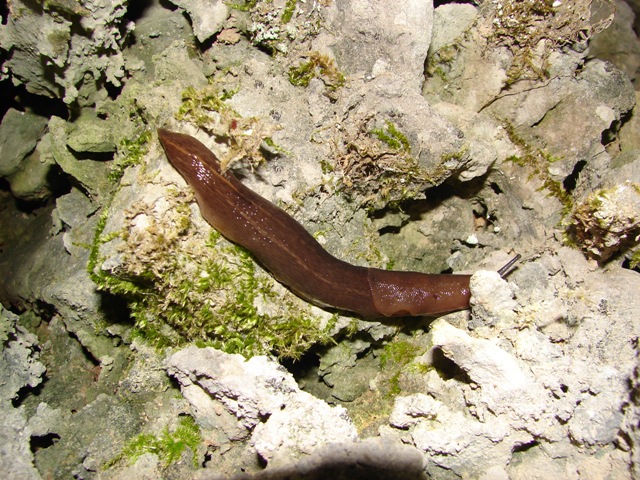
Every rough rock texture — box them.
[590,0,640,86]
[0,0,132,104]
[382,262,640,477]
[0,0,639,478]
[0,108,52,201]
[167,0,229,43]
[0,305,45,480]
[0,109,48,177]
[167,346,358,468]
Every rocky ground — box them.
[1,0,639,478]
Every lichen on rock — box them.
[567,181,640,262]
[1,0,133,105]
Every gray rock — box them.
[0,406,43,480]
[55,187,98,230]
[469,270,518,327]
[2,0,640,477]
[0,305,46,404]
[0,305,45,480]
[217,437,427,480]
[166,346,358,466]
[429,3,478,54]
[0,197,114,364]
[121,0,194,83]
[589,0,640,85]
[0,109,48,177]
[315,0,432,92]
[619,92,640,151]
[167,0,229,43]
[7,145,55,202]
[1,0,132,104]
[389,393,440,430]
[317,339,377,403]
[48,117,112,197]
[66,116,117,154]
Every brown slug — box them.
[157,129,519,318]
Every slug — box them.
[157,129,519,318]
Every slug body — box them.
[158,129,471,317]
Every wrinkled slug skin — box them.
[157,129,472,317]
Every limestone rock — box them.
[1,0,133,104]
[167,0,229,43]
[0,109,48,177]
[166,346,358,466]
[0,306,46,480]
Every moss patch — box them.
[109,130,152,183]
[176,82,278,171]
[329,117,460,211]
[504,123,572,214]
[90,188,336,360]
[489,0,614,83]
[288,51,345,91]
[347,337,425,434]
[107,415,202,469]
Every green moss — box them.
[288,60,315,88]
[387,371,402,396]
[281,0,297,23]
[504,124,572,214]
[109,130,152,183]
[263,137,291,156]
[379,340,422,369]
[107,415,202,470]
[289,52,345,90]
[224,0,258,12]
[370,121,411,153]
[426,44,461,82]
[176,83,239,127]
[91,194,334,360]
[319,159,334,174]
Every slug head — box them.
[158,129,222,188]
